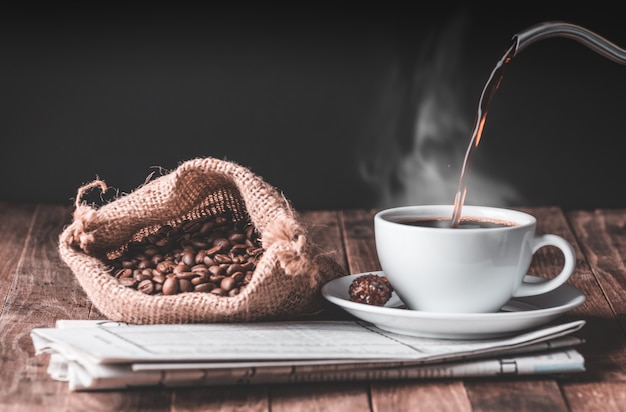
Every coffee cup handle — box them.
[513,234,576,297]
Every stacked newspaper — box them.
[30,319,586,391]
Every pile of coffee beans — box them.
[109,212,264,297]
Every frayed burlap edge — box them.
[58,157,346,324]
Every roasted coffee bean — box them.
[156,261,176,274]
[162,276,180,295]
[230,244,248,255]
[119,277,138,287]
[241,261,255,272]
[121,260,135,269]
[194,282,215,293]
[182,251,195,267]
[213,254,232,264]
[115,268,133,279]
[190,240,209,249]
[230,255,241,264]
[108,213,263,296]
[150,254,164,266]
[209,274,225,284]
[228,232,246,244]
[134,272,152,282]
[213,238,230,250]
[137,279,155,294]
[195,250,207,265]
[220,276,236,291]
[173,263,191,275]
[152,273,166,284]
[191,272,209,285]
[205,245,223,255]
[175,271,197,281]
[210,287,227,296]
[226,263,244,276]
[179,278,194,293]
[231,272,245,283]
[207,265,224,277]
[203,254,215,266]
[245,249,261,259]
[191,264,208,273]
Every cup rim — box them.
[374,204,535,230]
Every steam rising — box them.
[358,13,522,208]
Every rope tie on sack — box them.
[263,219,318,284]
[66,180,108,254]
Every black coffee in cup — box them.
[375,205,575,312]
[398,217,518,229]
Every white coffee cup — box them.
[374,205,576,313]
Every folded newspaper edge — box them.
[31,319,586,391]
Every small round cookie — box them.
[348,274,393,306]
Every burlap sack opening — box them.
[58,157,346,324]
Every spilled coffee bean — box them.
[109,212,263,296]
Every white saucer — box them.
[321,272,585,339]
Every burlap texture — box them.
[58,157,346,324]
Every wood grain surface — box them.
[1,204,624,411]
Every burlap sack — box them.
[58,157,346,324]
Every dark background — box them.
[2,4,625,211]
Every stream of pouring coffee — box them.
[450,22,626,227]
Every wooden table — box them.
[1,203,625,411]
